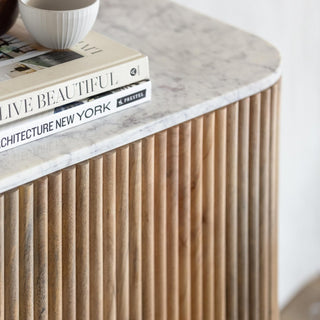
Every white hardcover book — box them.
[0,20,149,125]
[0,80,151,153]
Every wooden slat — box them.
[214,108,227,320]
[203,113,215,320]
[191,117,203,320]
[34,178,48,320]
[260,90,271,320]
[178,121,191,320]
[62,167,76,320]
[4,189,19,320]
[90,157,104,320]
[270,83,280,320]
[116,146,130,320]
[249,94,261,320]
[154,131,167,320]
[0,195,3,320]
[76,162,90,320]
[142,136,155,320]
[19,184,34,320]
[238,98,250,320]
[226,103,239,320]
[167,126,179,320]
[48,173,62,320]
[103,152,117,320]
[129,141,142,320]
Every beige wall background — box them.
[173,0,320,307]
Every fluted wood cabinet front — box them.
[0,82,280,320]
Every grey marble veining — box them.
[0,0,281,193]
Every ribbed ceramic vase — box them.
[19,0,100,49]
[0,0,19,35]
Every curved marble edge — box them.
[0,0,281,193]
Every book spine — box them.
[0,81,151,153]
[0,56,149,125]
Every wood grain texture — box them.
[116,147,130,320]
[238,98,250,320]
[167,126,180,320]
[4,189,19,320]
[142,136,155,320]
[260,90,271,320]
[19,184,34,320]
[48,173,62,320]
[62,167,76,320]
[178,122,191,320]
[129,142,142,320]
[226,103,239,320]
[0,83,280,320]
[214,108,227,320]
[249,94,261,320]
[76,162,90,320]
[191,117,203,320]
[90,157,104,320]
[154,131,167,320]
[103,152,117,320]
[202,113,215,320]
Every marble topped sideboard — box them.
[0,0,281,319]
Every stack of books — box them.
[0,20,151,153]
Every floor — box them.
[281,276,320,320]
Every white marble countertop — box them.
[0,0,281,193]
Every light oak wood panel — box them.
[202,112,215,320]
[76,162,90,320]
[4,189,19,320]
[89,157,104,320]
[154,131,167,320]
[249,93,261,320]
[178,121,191,320]
[0,82,280,320]
[214,107,227,320]
[167,126,180,320]
[129,141,142,320]
[191,117,204,320]
[226,103,239,320]
[238,98,250,320]
[103,152,117,320]
[19,184,34,320]
[62,167,76,320]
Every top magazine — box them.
[0,20,149,125]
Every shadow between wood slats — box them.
[142,136,155,320]
[238,98,250,320]
[191,117,204,320]
[214,108,227,320]
[48,173,62,320]
[178,121,191,320]
[260,90,271,320]
[270,83,280,320]
[103,152,117,320]
[129,141,142,320]
[19,184,34,320]
[154,131,167,320]
[203,112,215,320]
[76,162,90,320]
[116,146,130,319]
[90,157,104,320]
[249,94,261,320]
[167,126,179,320]
[4,189,19,320]
[34,178,48,320]
[0,195,3,320]
[226,103,239,320]
[62,167,76,320]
